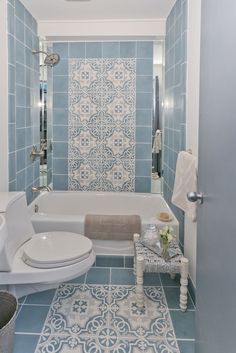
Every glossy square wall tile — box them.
[136,58,153,76]
[15,17,24,43]
[7,3,15,35]
[9,152,16,182]
[15,0,25,21]
[86,42,102,58]
[137,41,153,58]
[53,108,68,125]
[120,41,136,57]
[8,65,15,94]
[16,168,25,190]
[8,34,15,64]
[53,142,68,158]
[136,126,152,143]
[9,94,16,123]
[136,92,153,109]
[136,143,152,160]
[53,174,68,190]
[135,159,152,177]
[69,42,85,58]
[102,41,120,58]
[25,8,33,29]
[136,75,153,92]
[53,58,68,75]
[53,75,68,93]
[53,158,68,174]
[53,93,68,109]
[53,42,68,59]
[135,176,151,193]
[136,109,152,126]
[16,62,25,85]
[53,125,68,141]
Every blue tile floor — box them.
[14,264,195,353]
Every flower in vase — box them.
[159,226,173,244]
[159,226,174,261]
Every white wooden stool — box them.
[133,233,189,312]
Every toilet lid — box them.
[22,232,93,269]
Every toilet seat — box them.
[22,232,92,269]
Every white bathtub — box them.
[30,191,179,255]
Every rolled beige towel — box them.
[84,214,141,241]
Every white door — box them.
[196,1,236,352]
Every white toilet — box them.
[0,192,95,297]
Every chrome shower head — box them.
[44,52,60,67]
[32,49,60,67]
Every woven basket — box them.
[0,291,18,353]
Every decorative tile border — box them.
[68,58,136,192]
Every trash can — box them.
[0,291,18,353]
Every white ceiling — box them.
[20,0,175,21]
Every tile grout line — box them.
[169,308,195,312]
[16,294,27,319]
[32,284,59,353]
[159,274,180,351]
[84,271,88,285]
[15,332,41,335]
[187,288,196,309]
[19,303,53,307]
[93,266,133,270]
[176,338,195,341]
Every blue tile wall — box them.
[46,43,53,186]
[7,0,40,204]
[163,0,188,245]
[52,41,153,193]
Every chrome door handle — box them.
[187,192,204,204]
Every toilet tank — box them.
[0,192,35,271]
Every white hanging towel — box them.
[152,129,162,153]
[171,151,198,222]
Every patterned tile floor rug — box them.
[36,284,179,353]
[14,265,195,353]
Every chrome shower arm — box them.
[32,49,48,56]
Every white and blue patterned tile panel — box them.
[68,58,136,192]
[35,284,180,353]
[52,41,153,193]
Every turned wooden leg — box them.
[136,255,144,309]
[133,233,140,275]
[170,273,176,280]
[179,257,189,312]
